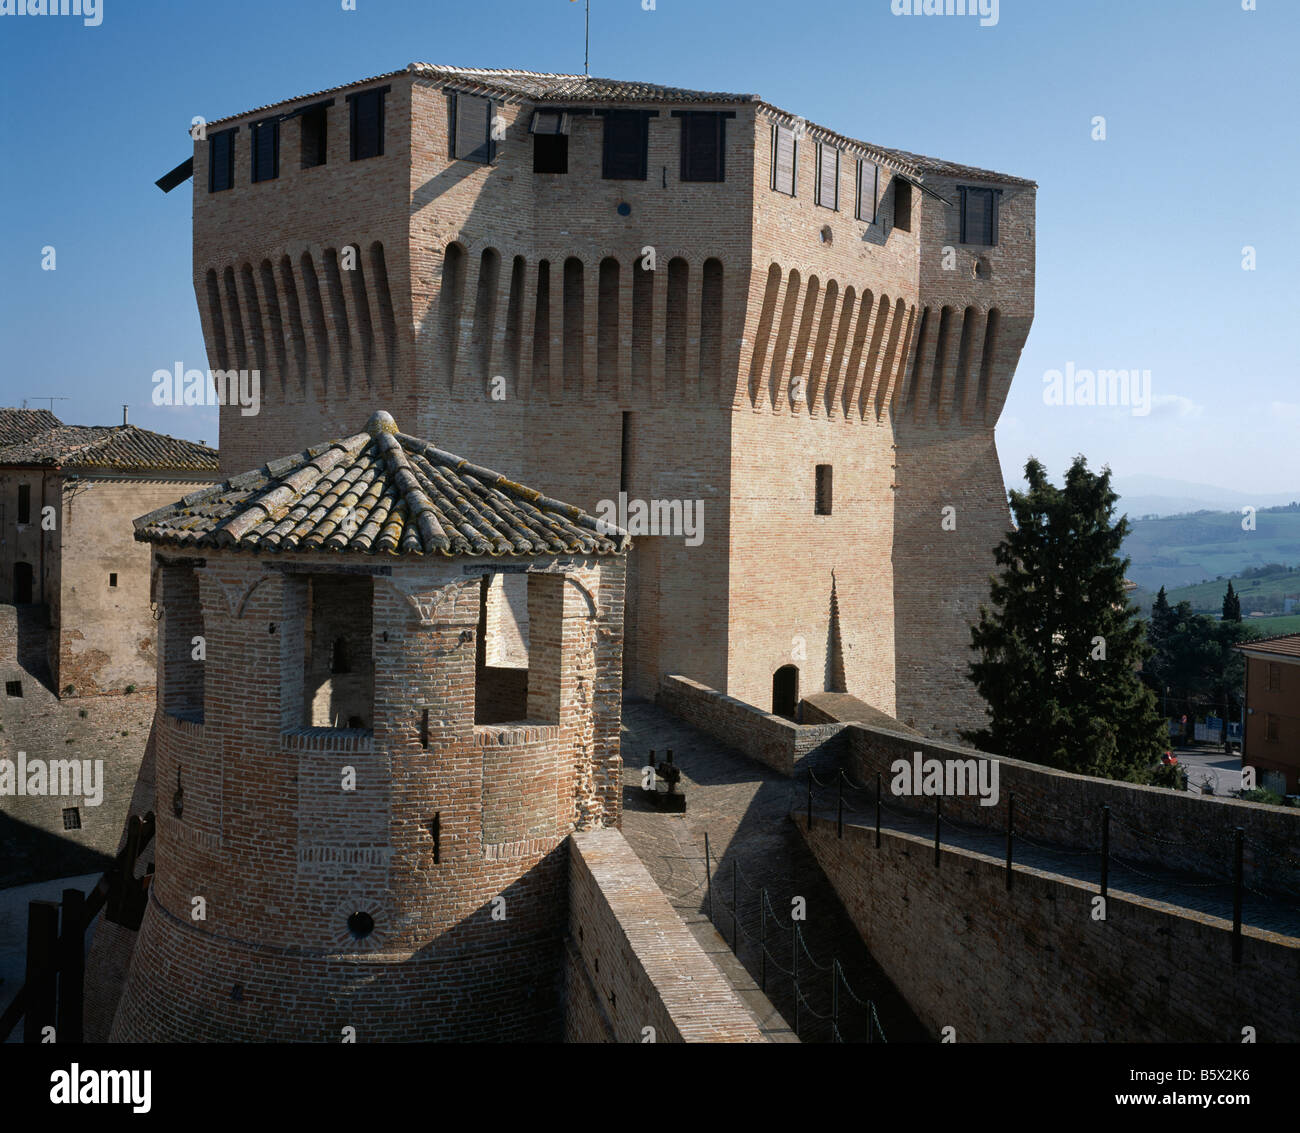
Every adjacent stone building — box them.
[179,64,1035,739]
[109,410,633,1041]
[0,410,218,695]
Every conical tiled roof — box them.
[134,411,629,557]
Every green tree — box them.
[1222,580,1242,622]
[964,456,1168,782]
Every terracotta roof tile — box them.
[1235,633,1300,660]
[0,409,62,447]
[0,422,218,472]
[134,411,629,559]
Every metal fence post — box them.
[704,833,713,924]
[1005,792,1015,891]
[760,889,767,991]
[1100,804,1110,906]
[731,859,738,954]
[875,771,881,848]
[806,772,813,831]
[1232,827,1244,964]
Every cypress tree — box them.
[963,456,1168,781]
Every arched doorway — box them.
[13,562,33,604]
[772,664,799,720]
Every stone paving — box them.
[619,700,929,1044]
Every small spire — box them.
[366,410,398,437]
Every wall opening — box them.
[13,561,33,604]
[773,665,800,720]
[815,465,833,515]
[162,564,204,723]
[302,575,373,730]
[475,572,531,725]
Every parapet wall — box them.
[656,674,847,775]
[564,827,765,1043]
[800,815,1300,1042]
[846,724,1300,901]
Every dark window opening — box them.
[475,572,532,724]
[452,92,495,164]
[16,483,31,525]
[208,128,236,192]
[431,813,441,863]
[771,124,797,196]
[602,111,651,180]
[856,159,878,223]
[301,104,327,168]
[347,911,375,940]
[816,142,839,210]
[62,807,81,831]
[5,680,22,697]
[773,665,799,720]
[349,87,386,161]
[620,411,631,495]
[960,185,1001,246]
[109,573,118,588]
[894,178,913,232]
[251,118,279,182]
[12,562,33,605]
[330,636,350,674]
[534,134,568,174]
[815,465,833,515]
[677,111,726,182]
[1266,714,1280,742]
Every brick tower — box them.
[181,64,1035,739]
[109,410,627,1041]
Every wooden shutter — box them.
[772,125,796,196]
[681,113,724,182]
[962,187,998,244]
[209,130,234,192]
[530,110,570,136]
[351,89,384,161]
[818,143,839,209]
[454,93,493,163]
[857,159,877,222]
[603,111,648,180]
[252,120,278,182]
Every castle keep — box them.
[189,63,1033,741]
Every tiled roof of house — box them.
[202,64,1035,187]
[0,409,63,447]
[1235,633,1300,660]
[134,411,630,558]
[0,422,219,472]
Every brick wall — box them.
[656,674,848,775]
[846,722,1300,901]
[801,815,1300,1042]
[564,827,765,1043]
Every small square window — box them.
[62,807,81,831]
[815,465,833,516]
[109,573,118,588]
[534,134,568,174]
[5,680,22,697]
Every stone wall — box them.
[564,827,765,1043]
[846,723,1300,901]
[657,674,847,775]
[801,815,1300,1042]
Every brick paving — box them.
[619,700,929,1044]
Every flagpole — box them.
[585,0,590,76]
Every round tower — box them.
[110,411,627,1041]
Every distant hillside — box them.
[1135,565,1300,615]
[1111,474,1300,520]
[1119,505,1300,594]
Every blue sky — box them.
[1,0,1296,497]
